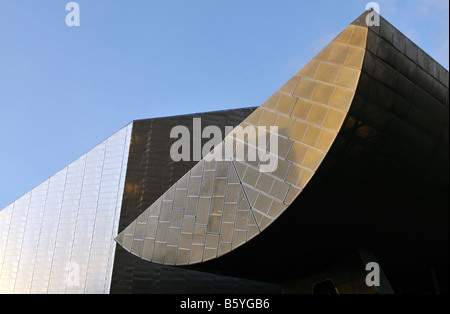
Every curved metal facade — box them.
[113,11,448,292]
[115,22,369,266]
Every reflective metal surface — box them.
[0,124,132,293]
[115,23,368,266]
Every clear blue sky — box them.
[0,0,448,209]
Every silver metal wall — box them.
[0,123,132,294]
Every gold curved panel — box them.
[115,24,368,265]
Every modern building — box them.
[1,11,448,294]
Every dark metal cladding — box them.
[110,108,282,293]
[191,15,449,293]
